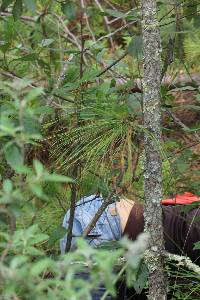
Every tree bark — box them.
[65,182,77,252]
[141,1,167,299]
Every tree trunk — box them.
[141,1,167,299]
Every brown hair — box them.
[123,203,144,240]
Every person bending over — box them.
[60,192,200,264]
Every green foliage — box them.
[184,33,200,66]
[0,80,148,299]
[61,0,76,21]
[48,225,66,247]
[0,234,124,299]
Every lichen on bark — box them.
[141,0,167,299]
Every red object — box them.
[161,192,200,205]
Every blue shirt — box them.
[60,195,121,254]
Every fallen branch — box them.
[164,251,200,275]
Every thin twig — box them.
[82,192,117,238]
[94,0,114,49]
[160,9,200,27]
[84,20,137,52]
[0,11,35,22]
[51,13,81,50]
[103,0,116,10]
[97,51,128,77]
[80,0,96,41]
[107,7,138,25]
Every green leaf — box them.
[26,246,44,256]
[61,1,76,21]
[39,39,54,47]
[48,226,66,247]
[30,258,52,276]
[12,0,23,21]
[98,240,121,250]
[33,160,43,176]
[24,87,43,102]
[128,35,143,58]
[105,9,125,18]
[1,0,14,11]
[24,0,35,13]
[29,183,48,200]
[31,106,53,114]
[132,262,148,294]
[3,179,13,193]
[193,241,200,250]
[42,173,74,183]
[32,233,49,244]
[126,10,140,22]
[4,144,23,170]
[10,255,29,268]
[14,164,32,174]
